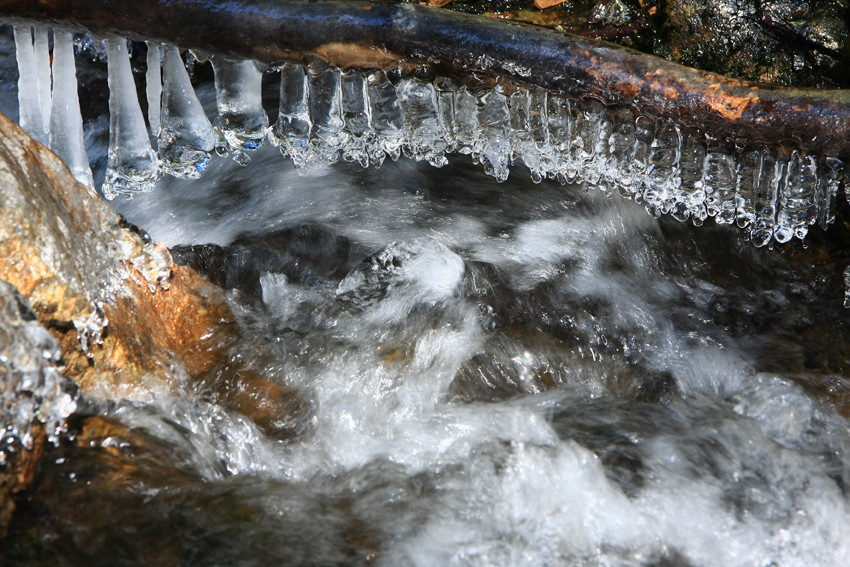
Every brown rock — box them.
[0,110,306,528]
[0,110,236,395]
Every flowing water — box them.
[3,26,850,567]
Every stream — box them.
[2,26,850,567]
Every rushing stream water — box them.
[3,26,850,566]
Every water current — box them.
[2,27,850,567]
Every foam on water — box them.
[2,24,850,566]
[98,151,850,565]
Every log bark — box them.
[1,0,849,158]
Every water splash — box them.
[0,281,78,465]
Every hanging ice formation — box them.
[6,26,847,250]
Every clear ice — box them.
[49,30,93,188]
[211,56,267,164]
[158,45,214,178]
[103,37,159,199]
[3,30,848,249]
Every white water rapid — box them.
[1,24,850,567]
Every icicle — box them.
[678,131,707,225]
[750,150,779,247]
[509,89,536,181]
[145,42,162,137]
[34,26,52,138]
[608,107,637,197]
[844,265,850,308]
[365,69,404,165]
[571,100,603,185]
[644,122,680,216]
[103,37,159,199]
[13,25,48,145]
[775,151,818,241]
[434,77,458,153]
[307,60,346,166]
[397,78,448,167]
[547,95,574,183]
[476,88,511,182]
[270,62,313,167]
[817,157,843,229]
[703,145,738,224]
[159,45,214,179]
[736,150,760,230]
[341,68,372,167]
[454,87,480,157]
[49,30,93,188]
[211,56,267,165]
[631,115,654,200]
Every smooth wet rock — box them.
[0,110,307,526]
[0,110,234,395]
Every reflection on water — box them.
[4,146,850,566]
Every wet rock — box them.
[0,110,306,524]
[0,282,73,536]
[661,0,848,87]
[0,110,234,396]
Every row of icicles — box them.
[10,24,846,249]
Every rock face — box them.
[0,110,283,531]
[658,0,847,87]
[0,110,235,396]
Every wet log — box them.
[1,0,848,159]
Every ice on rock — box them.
[211,56,267,164]
[397,77,448,167]
[13,25,49,145]
[4,33,847,248]
[49,30,93,189]
[158,45,215,178]
[145,42,162,137]
[365,69,404,165]
[270,62,313,168]
[103,37,159,199]
[0,281,78,465]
